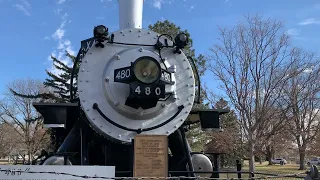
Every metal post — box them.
[251,172,255,180]
[130,139,134,177]
[211,154,220,178]
[236,160,242,180]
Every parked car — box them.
[271,158,287,165]
[307,157,320,166]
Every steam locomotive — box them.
[32,0,229,178]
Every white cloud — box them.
[153,0,163,9]
[188,5,194,12]
[298,18,320,25]
[57,0,66,4]
[13,0,31,16]
[21,0,31,8]
[47,10,75,76]
[286,28,300,36]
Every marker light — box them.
[93,25,108,38]
[175,32,189,49]
[133,56,161,84]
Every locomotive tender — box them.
[33,0,228,178]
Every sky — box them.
[1,0,320,98]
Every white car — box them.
[272,158,287,165]
[307,157,320,166]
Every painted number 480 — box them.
[116,69,130,79]
[135,86,162,96]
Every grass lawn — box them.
[218,161,308,179]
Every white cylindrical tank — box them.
[117,0,144,29]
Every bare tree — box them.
[278,48,320,170]
[0,78,51,164]
[207,14,297,173]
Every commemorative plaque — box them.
[133,135,168,179]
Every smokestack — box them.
[117,0,144,30]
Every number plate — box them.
[130,83,165,98]
[160,70,171,84]
[114,66,132,83]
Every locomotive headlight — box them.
[133,56,161,84]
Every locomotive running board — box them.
[33,102,79,129]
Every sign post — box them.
[133,135,168,179]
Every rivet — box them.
[114,101,119,106]
[154,37,157,39]
[80,90,83,92]
[108,131,111,134]
[185,111,188,114]
[116,54,120,60]
[87,70,89,72]
[118,135,121,138]
[186,84,189,87]
[189,76,192,78]
[174,125,178,128]
[148,31,151,34]
[138,35,141,37]
[191,94,194,96]
[161,103,166,108]
[105,77,109,82]
[189,102,192,105]
[139,47,143,52]
[129,29,132,32]
[190,85,194,87]
[81,69,84,72]
[92,118,95,120]
[80,80,82,82]
[139,29,142,32]
[100,125,103,128]
[183,59,187,61]
[166,131,170,134]
[187,67,190,70]
[86,80,89,82]
[120,31,123,34]
[82,100,85,102]
[177,97,180,100]
[123,34,125,36]
[89,52,92,54]
[86,109,90,111]
[180,119,183,121]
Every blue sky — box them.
[1,0,320,98]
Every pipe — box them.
[117,0,144,29]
